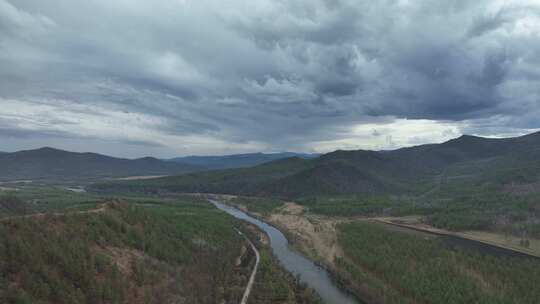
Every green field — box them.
[0,184,102,216]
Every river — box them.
[210,199,359,304]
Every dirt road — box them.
[236,229,260,304]
[375,217,540,259]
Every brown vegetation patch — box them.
[94,246,146,275]
[503,182,540,195]
[267,202,345,267]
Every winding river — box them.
[210,199,359,304]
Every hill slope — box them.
[92,132,540,198]
[0,147,201,182]
[94,157,313,195]
[168,152,319,170]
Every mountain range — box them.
[92,131,540,198]
[0,148,319,183]
[168,152,319,170]
[0,147,200,182]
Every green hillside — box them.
[0,147,201,182]
[168,152,319,170]
[0,196,320,304]
[92,132,540,199]
[92,157,313,195]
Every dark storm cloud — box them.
[0,0,539,157]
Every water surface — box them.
[210,199,359,304]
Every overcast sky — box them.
[1,0,539,158]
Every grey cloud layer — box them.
[0,0,539,156]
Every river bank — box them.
[209,194,540,304]
[210,199,360,304]
[207,196,373,303]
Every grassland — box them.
[0,184,102,216]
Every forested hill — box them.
[92,131,540,198]
[168,152,319,170]
[92,157,313,196]
[0,147,201,182]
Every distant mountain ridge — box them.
[168,152,320,170]
[93,131,540,198]
[0,147,201,182]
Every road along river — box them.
[210,199,359,304]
